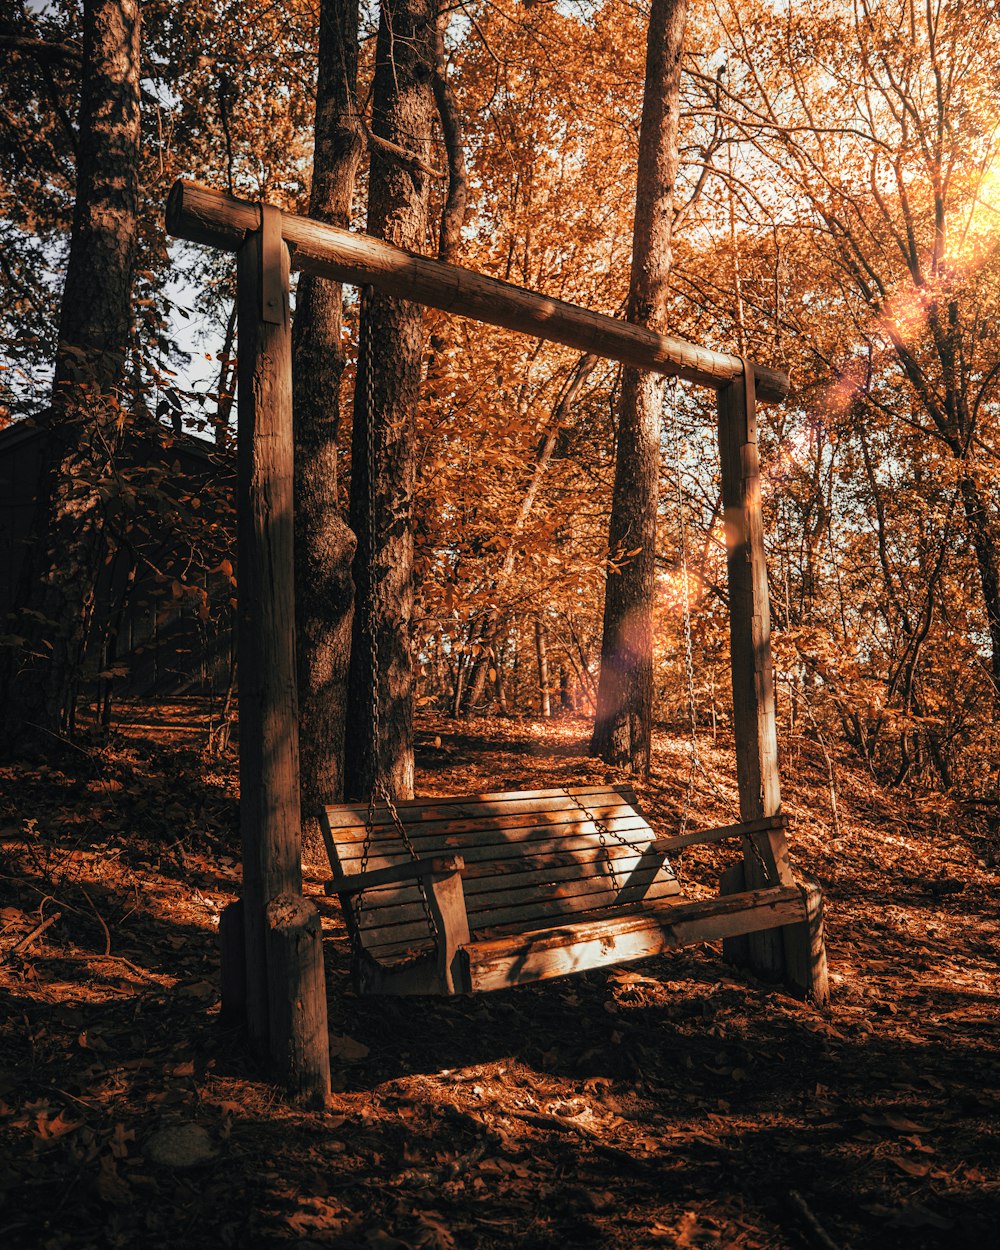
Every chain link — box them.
[566,790,643,900]
[744,829,775,885]
[363,286,381,816]
[666,375,701,838]
[355,286,380,940]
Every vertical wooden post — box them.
[265,893,332,1105]
[234,207,334,1088]
[219,899,246,1025]
[717,363,828,1001]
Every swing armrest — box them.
[648,815,787,857]
[325,855,466,896]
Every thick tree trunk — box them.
[959,471,1000,695]
[292,0,364,820]
[344,0,436,801]
[590,0,687,773]
[0,0,141,752]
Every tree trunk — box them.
[959,470,1000,696]
[292,0,364,821]
[590,0,687,773]
[344,0,436,801]
[0,0,141,752]
[431,1,468,262]
[559,666,574,712]
[535,617,551,718]
[214,300,237,445]
[496,641,509,714]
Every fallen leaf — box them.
[110,1123,136,1159]
[365,1231,413,1249]
[863,1111,929,1134]
[96,1155,132,1205]
[78,1030,109,1052]
[866,1201,953,1230]
[415,1212,456,1249]
[178,980,216,1000]
[35,1110,83,1142]
[883,1111,929,1134]
[889,1156,930,1178]
[330,1034,370,1061]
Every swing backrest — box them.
[320,784,680,965]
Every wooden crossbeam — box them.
[166,180,789,404]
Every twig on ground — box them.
[0,875,91,923]
[51,1086,101,1112]
[53,952,167,983]
[1,911,61,963]
[504,1108,657,1174]
[80,887,111,956]
[788,1189,842,1250]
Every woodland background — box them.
[1,3,999,1248]
[4,0,1000,805]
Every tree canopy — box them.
[2,0,999,798]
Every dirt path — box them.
[1,710,997,1248]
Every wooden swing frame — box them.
[166,181,829,1101]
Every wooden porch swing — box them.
[166,181,828,1099]
[319,787,812,997]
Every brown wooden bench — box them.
[320,785,805,996]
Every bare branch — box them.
[0,33,82,64]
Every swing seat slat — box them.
[461,884,805,992]
[320,785,807,996]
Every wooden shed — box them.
[0,420,236,699]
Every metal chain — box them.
[566,790,642,900]
[354,287,380,939]
[363,285,381,839]
[745,831,774,885]
[666,375,701,837]
[354,287,437,943]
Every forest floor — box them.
[0,702,998,1250]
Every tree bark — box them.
[235,223,302,1050]
[344,0,436,801]
[292,0,364,821]
[959,470,1000,695]
[590,0,687,773]
[431,1,468,262]
[264,893,332,1106]
[535,617,551,718]
[166,180,789,403]
[0,0,141,752]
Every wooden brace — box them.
[325,854,466,896]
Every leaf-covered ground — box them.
[1,703,997,1249]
